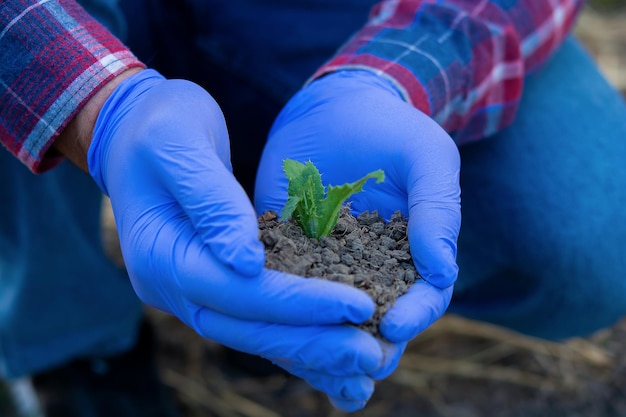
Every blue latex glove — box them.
[255,70,461,379]
[87,69,394,407]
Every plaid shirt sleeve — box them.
[310,0,586,144]
[0,0,145,173]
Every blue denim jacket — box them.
[83,0,375,102]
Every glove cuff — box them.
[307,70,405,102]
[88,69,166,195]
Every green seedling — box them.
[280,159,384,239]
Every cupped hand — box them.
[255,70,461,376]
[87,69,391,408]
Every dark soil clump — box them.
[259,206,419,338]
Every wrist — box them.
[52,68,143,172]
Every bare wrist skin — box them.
[52,68,143,172]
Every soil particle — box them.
[259,206,420,338]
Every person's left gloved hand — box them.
[255,70,461,384]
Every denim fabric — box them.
[0,158,143,378]
[450,37,626,340]
[1,0,625,378]
[80,0,127,41]
[119,0,378,193]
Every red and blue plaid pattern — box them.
[0,0,143,172]
[1,1,584,172]
[311,0,585,144]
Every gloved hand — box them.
[87,69,394,409]
[255,70,461,377]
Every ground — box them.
[151,310,626,417]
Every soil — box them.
[258,206,418,337]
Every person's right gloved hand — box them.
[87,69,392,409]
[255,70,461,409]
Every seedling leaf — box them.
[318,170,384,237]
[280,159,384,238]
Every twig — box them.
[162,368,283,417]
[162,368,239,417]
[426,315,613,367]
[396,353,578,391]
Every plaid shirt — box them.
[312,0,585,144]
[1,1,584,172]
[0,0,144,172]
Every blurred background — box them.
[2,1,625,416]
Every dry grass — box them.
[575,6,626,94]
[145,307,624,417]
